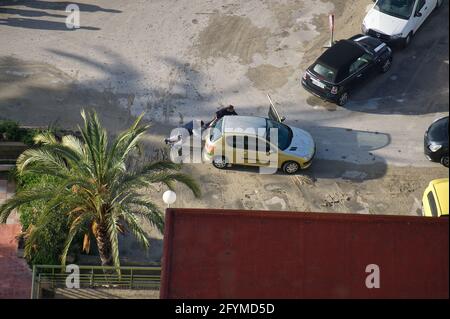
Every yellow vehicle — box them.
[422,178,449,217]
[203,113,316,174]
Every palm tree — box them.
[0,110,201,268]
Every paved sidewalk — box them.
[0,179,19,224]
[0,178,31,299]
[0,224,32,299]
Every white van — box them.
[362,0,443,47]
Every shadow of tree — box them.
[0,17,100,30]
[0,0,122,31]
[0,6,65,18]
[0,0,122,13]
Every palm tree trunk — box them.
[95,223,113,266]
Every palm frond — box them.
[0,189,56,223]
[61,213,92,266]
[61,135,85,159]
[33,131,57,145]
[16,148,69,176]
[106,211,121,271]
[121,198,165,233]
[120,213,150,249]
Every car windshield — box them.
[266,119,292,151]
[312,63,336,82]
[210,118,223,142]
[374,0,415,20]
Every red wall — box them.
[160,209,449,299]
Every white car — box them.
[362,0,443,47]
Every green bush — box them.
[17,173,72,265]
[0,120,20,141]
[20,128,41,146]
[0,120,43,145]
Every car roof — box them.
[431,178,449,216]
[316,40,365,71]
[223,116,267,137]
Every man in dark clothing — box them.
[205,105,238,128]
[216,105,238,119]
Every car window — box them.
[226,135,261,151]
[349,54,372,74]
[210,118,223,142]
[266,120,292,151]
[416,0,426,13]
[312,63,335,82]
[427,191,438,217]
[226,135,246,149]
[374,0,416,20]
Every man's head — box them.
[227,105,235,111]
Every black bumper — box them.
[301,79,339,103]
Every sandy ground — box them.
[0,0,448,265]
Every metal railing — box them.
[31,265,161,299]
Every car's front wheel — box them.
[282,161,300,174]
[337,92,349,106]
[381,57,392,73]
[403,32,413,48]
[441,154,449,167]
[212,156,228,169]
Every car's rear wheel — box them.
[212,156,228,169]
[337,92,349,106]
[441,154,449,167]
[403,32,413,48]
[381,57,392,73]
[282,161,300,174]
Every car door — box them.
[227,135,261,167]
[413,0,429,32]
[347,53,374,89]
[267,94,285,123]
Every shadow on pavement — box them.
[0,0,122,31]
[0,0,122,13]
[204,126,390,181]
[0,17,100,30]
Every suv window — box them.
[349,54,372,74]
[416,0,426,14]
[374,0,415,20]
[427,191,438,217]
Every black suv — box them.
[424,116,449,167]
[301,35,393,106]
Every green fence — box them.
[31,265,161,299]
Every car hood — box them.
[284,127,315,159]
[364,8,408,36]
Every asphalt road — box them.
[0,0,448,170]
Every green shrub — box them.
[20,128,41,146]
[0,120,20,141]
[17,173,71,265]
[0,120,43,145]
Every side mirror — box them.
[415,11,422,17]
[280,117,286,122]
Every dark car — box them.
[424,116,449,167]
[301,35,393,106]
